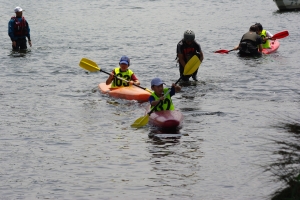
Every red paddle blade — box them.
[271,30,289,40]
[214,49,229,54]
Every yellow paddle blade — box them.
[184,55,201,75]
[131,115,149,128]
[79,58,100,72]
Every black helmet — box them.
[184,30,195,42]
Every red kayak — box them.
[148,109,183,129]
[262,40,280,54]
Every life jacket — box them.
[111,68,134,88]
[150,88,175,111]
[11,16,28,36]
[239,31,258,54]
[260,30,271,49]
[177,40,200,63]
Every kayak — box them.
[148,109,183,129]
[98,83,151,102]
[262,40,280,54]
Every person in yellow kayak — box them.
[149,78,181,111]
[255,23,274,49]
[106,55,140,87]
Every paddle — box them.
[131,55,201,128]
[79,58,152,93]
[214,49,236,54]
[270,30,289,40]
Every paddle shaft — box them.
[100,69,151,92]
[215,48,236,54]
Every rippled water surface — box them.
[0,0,299,199]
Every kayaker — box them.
[106,55,140,87]
[233,25,263,57]
[149,78,181,111]
[8,6,32,51]
[255,23,274,49]
[176,30,204,82]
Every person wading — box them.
[176,30,204,82]
[8,6,32,51]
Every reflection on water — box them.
[148,126,182,144]
[267,121,300,200]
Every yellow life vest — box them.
[260,30,271,49]
[150,88,175,111]
[111,68,134,88]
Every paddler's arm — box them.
[172,83,181,93]
[149,95,164,107]
[130,74,140,86]
[233,44,240,51]
[257,36,263,52]
[198,50,204,62]
[177,53,186,68]
[266,31,273,40]
[106,71,115,85]
[258,44,263,52]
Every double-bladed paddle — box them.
[79,58,152,93]
[131,55,201,128]
[214,30,289,54]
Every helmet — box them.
[184,30,195,42]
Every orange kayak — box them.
[98,83,151,102]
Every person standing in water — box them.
[8,6,32,51]
[176,30,204,82]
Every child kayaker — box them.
[255,23,273,49]
[106,55,140,87]
[149,78,181,111]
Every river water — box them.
[0,0,299,199]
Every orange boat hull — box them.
[98,83,151,102]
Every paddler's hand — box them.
[12,41,16,47]
[159,96,164,101]
[109,73,114,79]
[28,40,32,47]
[129,81,134,86]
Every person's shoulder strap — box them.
[177,39,184,45]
